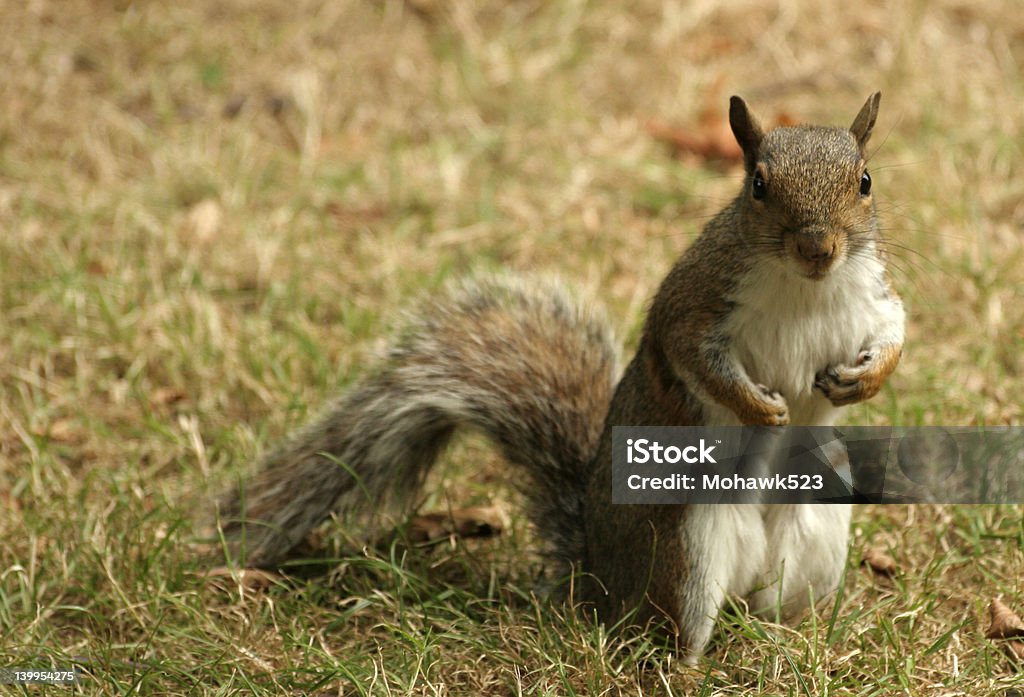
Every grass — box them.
[2,0,1024,694]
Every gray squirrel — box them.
[217,93,905,662]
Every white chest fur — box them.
[720,256,901,425]
[680,254,903,653]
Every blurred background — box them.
[2,0,1023,693]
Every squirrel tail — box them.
[216,275,621,571]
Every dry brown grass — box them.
[2,0,1023,694]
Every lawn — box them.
[2,0,1023,694]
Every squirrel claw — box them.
[814,362,869,406]
[752,384,790,425]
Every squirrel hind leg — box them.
[674,505,769,659]
[747,503,851,619]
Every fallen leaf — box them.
[405,0,444,18]
[774,110,799,127]
[405,506,505,543]
[648,109,803,166]
[0,491,20,515]
[31,418,83,444]
[222,94,247,119]
[204,566,282,592]
[325,202,388,230]
[1001,641,1024,661]
[150,387,187,408]
[185,199,222,243]
[861,546,898,576]
[985,598,1024,639]
[646,117,742,165]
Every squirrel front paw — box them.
[745,384,791,426]
[814,348,894,406]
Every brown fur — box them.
[217,276,620,570]
[580,94,901,647]
[815,342,902,406]
[215,94,903,659]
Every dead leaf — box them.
[773,110,799,127]
[32,418,83,444]
[1001,641,1024,661]
[986,598,1024,639]
[406,0,444,19]
[204,566,282,592]
[861,546,898,576]
[185,199,222,244]
[150,387,187,408]
[222,94,247,119]
[647,109,803,166]
[646,117,742,165]
[0,491,20,515]
[405,506,505,543]
[325,202,388,230]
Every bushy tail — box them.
[217,276,621,571]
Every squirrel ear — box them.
[729,96,765,173]
[850,92,881,152]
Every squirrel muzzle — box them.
[787,229,845,279]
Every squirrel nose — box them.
[796,236,836,263]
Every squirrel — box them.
[216,93,905,663]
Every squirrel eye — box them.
[751,171,767,200]
[859,170,872,197]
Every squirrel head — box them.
[728,93,882,281]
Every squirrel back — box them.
[216,93,904,663]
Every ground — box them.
[2,0,1023,694]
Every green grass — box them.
[2,0,1024,694]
